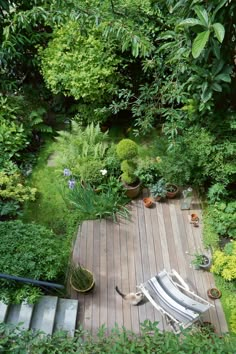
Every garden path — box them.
[70,190,228,335]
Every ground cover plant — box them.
[0,321,235,354]
[21,141,79,236]
[0,220,67,304]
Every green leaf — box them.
[211,82,222,92]
[194,6,209,27]
[192,30,210,58]
[177,18,203,27]
[215,73,231,83]
[212,23,225,43]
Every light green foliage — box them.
[56,122,109,184]
[211,242,236,281]
[66,181,129,222]
[22,141,79,235]
[0,172,37,203]
[40,21,119,102]
[0,320,235,353]
[202,210,219,249]
[0,220,67,304]
[0,119,28,165]
[116,139,139,185]
[116,139,138,160]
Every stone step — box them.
[54,298,78,336]
[18,302,34,330]
[30,296,58,335]
[0,301,9,322]
[5,304,21,325]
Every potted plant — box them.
[166,183,179,198]
[191,253,211,270]
[149,178,167,201]
[70,263,95,293]
[207,287,222,299]
[116,139,141,198]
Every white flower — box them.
[100,169,107,176]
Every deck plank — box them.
[72,191,228,335]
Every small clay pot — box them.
[207,287,222,299]
[143,197,153,208]
[191,213,199,222]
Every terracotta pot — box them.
[143,197,153,208]
[166,184,179,198]
[191,213,199,222]
[122,179,141,199]
[207,287,222,299]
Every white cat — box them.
[115,286,144,305]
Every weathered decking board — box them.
[71,191,228,334]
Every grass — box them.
[214,275,236,334]
[21,140,80,237]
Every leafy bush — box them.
[79,160,104,186]
[40,21,119,103]
[208,201,236,239]
[207,183,229,204]
[211,242,236,281]
[66,181,129,222]
[0,320,235,353]
[136,159,161,187]
[0,172,37,203]
[0,221,67,304]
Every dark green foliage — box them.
[136,162,161,187]
[0,321,235,353]
[0,220,67,304]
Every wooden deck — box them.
[71,191,228,335]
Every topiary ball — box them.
[116,139,138,160]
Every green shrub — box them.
[0,221,67,304]
[116,139,139,185]
[116,139,138,160]
[0,321,235,353]
[211,242,236,281]
[0,172,37,203]
[208,201,236,239]
[136,159,161,187]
